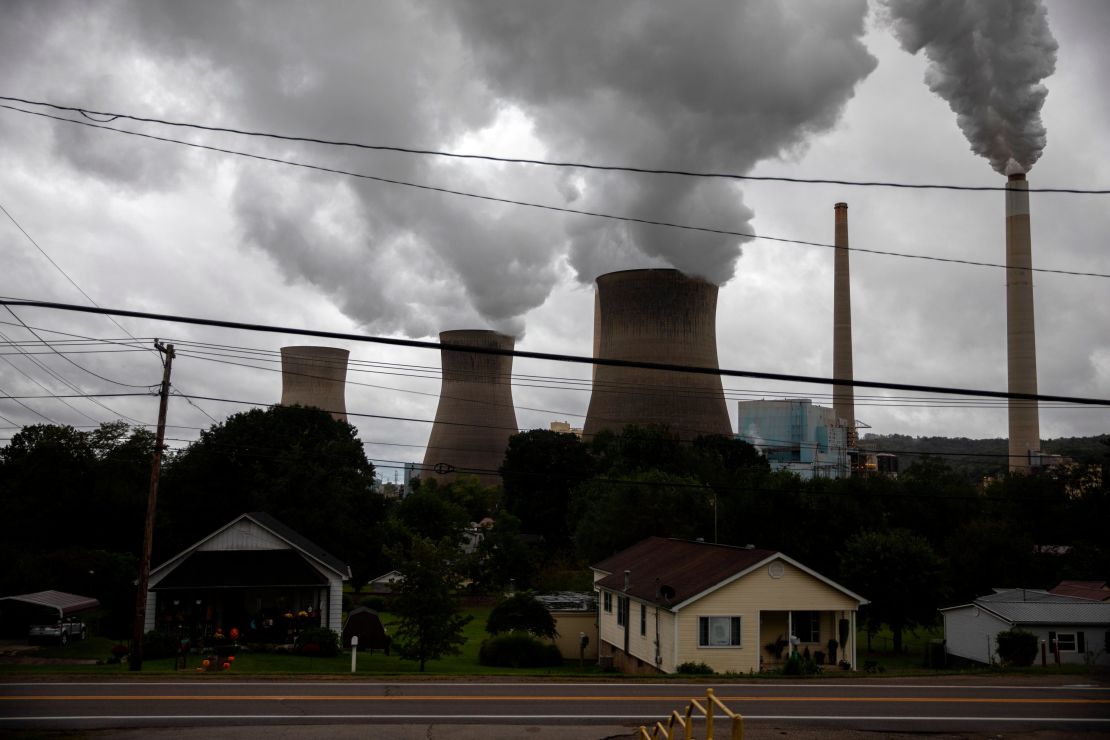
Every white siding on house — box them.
[943,606,1010,664]
[198,519,288,552]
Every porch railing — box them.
[638,687,744,740]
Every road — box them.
[1,678,1108,738]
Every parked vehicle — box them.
[29,617,87,646]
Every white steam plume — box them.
[885,0,1058,174]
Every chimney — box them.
[583,269,731,440]
[422,330,518,486]
[280,346,349,422]
[1005,173,1041,471]
[832,202,856,448]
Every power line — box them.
[3,104,1107,280]
[3,95,1107,195]
[3,297,1107,407]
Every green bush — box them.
[143,631,183,660]
[294,627,341,658]
[782,653,819,675]
[478,632,562,667]
[485,592,557,639]
[996,629,1038,666]
[676,661,714,675]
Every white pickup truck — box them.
[28,617,87,646]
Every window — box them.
[1049,631,1078,652]
[640,603,646,636]
[616,596,630,628]
[698,616,741,647]
[792,611,820,643]
[603,591,612,613]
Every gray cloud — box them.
[884,0,1058,174]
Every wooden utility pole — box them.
[129,341,174,671]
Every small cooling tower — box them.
[1005,172,1041,471]
[280,346,349,422]
[422,330,518,486]
[583,269,731,440]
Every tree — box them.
[389,536,472,671]
[159,405,388,588]
[839,529,944,653]
[485,591,557,639]
[500,429,596,547]
[389,479,470,544]
[467,512,537,591]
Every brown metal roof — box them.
[592,537,776,607]
[1049,581,1110,602]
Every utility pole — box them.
[130,341,174,671]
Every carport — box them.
[0,590,100,638]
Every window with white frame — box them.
[698,616,741,647]
[792,611,820,643]
[1050,631,1082,652]
[603,591,612,613]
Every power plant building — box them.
[279,345,349,422]
[422,330,518,486]
[583,269,731,440]
[736,399,850,480]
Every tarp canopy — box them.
[0,590,100,619]
[152,550,327,590]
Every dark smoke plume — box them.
[885,0,1058,174]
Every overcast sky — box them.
[1,0,1107,478]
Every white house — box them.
[145,512,349,638]
[592,537,867,674]
[941,588,1110,666]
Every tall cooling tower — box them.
[1005,172,1040,471]
[832,202,857,447]
[583,269,731,440]
[280,346,349,422]
[422,330,518,486]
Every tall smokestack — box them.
[280,346,349,422]
[833,202,856,448]
[583,269,731,440]
[1005,172,1040,471]
[423,330,518,486]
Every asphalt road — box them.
[1,678,1108,738]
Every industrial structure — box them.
[279,345,349,422]
[583,269,731,440]
[422,330,518,486]
[1005,171,1042,471]
[832,202,857,448]
[736,399,850,479]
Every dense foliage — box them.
[995,629,1038,666]
[485,592,558,639]
[478,632,562,668]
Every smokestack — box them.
[833,202,856,448]
[280,346,349,422]
[1005,172,1040,471]
[422,330,518,486]
[583,269,731,440]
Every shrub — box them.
[143,631,183,660]
[996,629,1038,667]
[676,661,714,675]
[478,632,562,668]
[764,635,787,660]
[782,653,819,675]
[485,592,557,639]
[294,627,341,658]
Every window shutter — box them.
[1077,631,1085,653]
[1049,630,1056,647]
[699,617,709,647]
[730,617,741,646]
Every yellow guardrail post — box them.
[637,686,743,740]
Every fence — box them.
[638,687,743,740]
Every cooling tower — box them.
[279,345,349,422]
[1005,172,1041,471]
[583,269,731,440]
[832,202,857,447]
[422,330,518,486]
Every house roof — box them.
[1049,581,1110,602]
[0,590,100,618]
[591,537,865,609]
[151,512,349,580]
[151,550,329,590]
[942,589,1110,625]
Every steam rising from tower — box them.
[280,346,349,422]
[423,330,518,486]
[583,269,731,440]
[1005,172,1040,470]
[833,203,856,447]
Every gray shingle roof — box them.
[948,589,1110,625]
[246,512,350,577]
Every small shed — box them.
[341,607,391,653]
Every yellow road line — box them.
[1,695,1107,705]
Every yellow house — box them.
[592,537,867,674]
